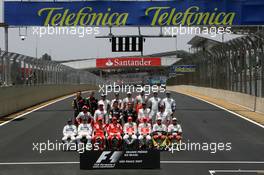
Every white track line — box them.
[0,161,264,165]
[178,92,264,129]
[0,162,79,165]
[0,95,74,127]
[0,91,91,127]
[160,161,264,164]
[209,169,264,175]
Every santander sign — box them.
[96,57,161,68]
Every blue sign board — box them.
[171,65,196,73]
[4,1,264,26]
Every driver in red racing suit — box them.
[93,116,106,150]
[106,116,123,149]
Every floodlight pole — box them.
[4,26,8,52]
[1,0,8,52]
[0,23,8,52]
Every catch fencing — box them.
[169,31,264,97]
[0,49,104,87]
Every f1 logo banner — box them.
[95,151,123,164]
[80,150,160,169]
[4,1,264,26]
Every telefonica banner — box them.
[4,0,264,26]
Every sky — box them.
[0,0,240,61]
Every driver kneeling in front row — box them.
[62,119,77,143]
[138,117,152,148]
[123,116,137,148]
[152,117,167,149]
[167,117,182,144]
[76,118,93,145]
[93,116,106,150]
[107,116,123,150]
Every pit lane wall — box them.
[0,85,97,118]
[167,85,264,114]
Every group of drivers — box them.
[62,90,182,150]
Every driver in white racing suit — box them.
[94,102,108,124]
[168,117,182,142]
[98,93,111,113]
[122,92,134,110]
[152,117,167,148]
[148,92,161,123]
[138,117,152,147]
[123,116,138,145]
[156,104,170,125]
[76,118,93,144]
[76,105,93,125]
[62,119,77,143]
[161,91,176,116]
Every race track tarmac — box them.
[0,91,263,175]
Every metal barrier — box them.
[0,49,104,87]
[169,31,264,97]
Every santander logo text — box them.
[106,59,114,67]
[96,57,161,68]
